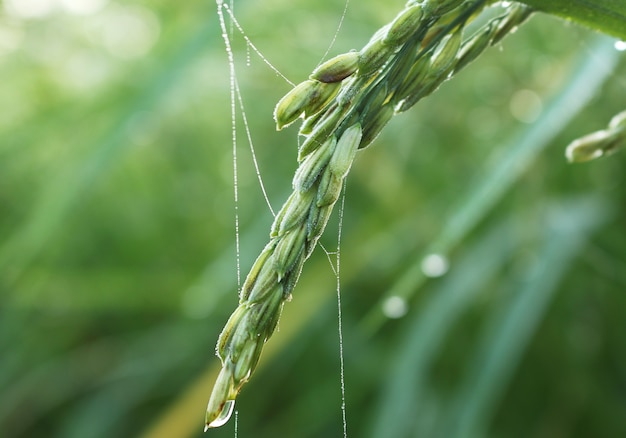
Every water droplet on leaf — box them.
[421,254,449,278]
[382,296,408,319]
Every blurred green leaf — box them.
[370,221,519,438]
[446,198,610,438]
[521,0,626,40]
[0,20,215,283]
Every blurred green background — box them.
[1,1,625,437]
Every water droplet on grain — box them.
[207,400,235,429]
[421,254,449,278]
[614,40,626,51]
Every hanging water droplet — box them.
[206,399,236,429]
[614,40,626,51]
[246,41,251,66]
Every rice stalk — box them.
[206,0,534,429]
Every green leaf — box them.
[520,0,626,40]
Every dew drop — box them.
[206,400,235,429]
[421,253,449,278]
[614,40,626,51]
[382,296,408,319]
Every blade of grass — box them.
[369,220,519,438]
[445,197,611,438]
